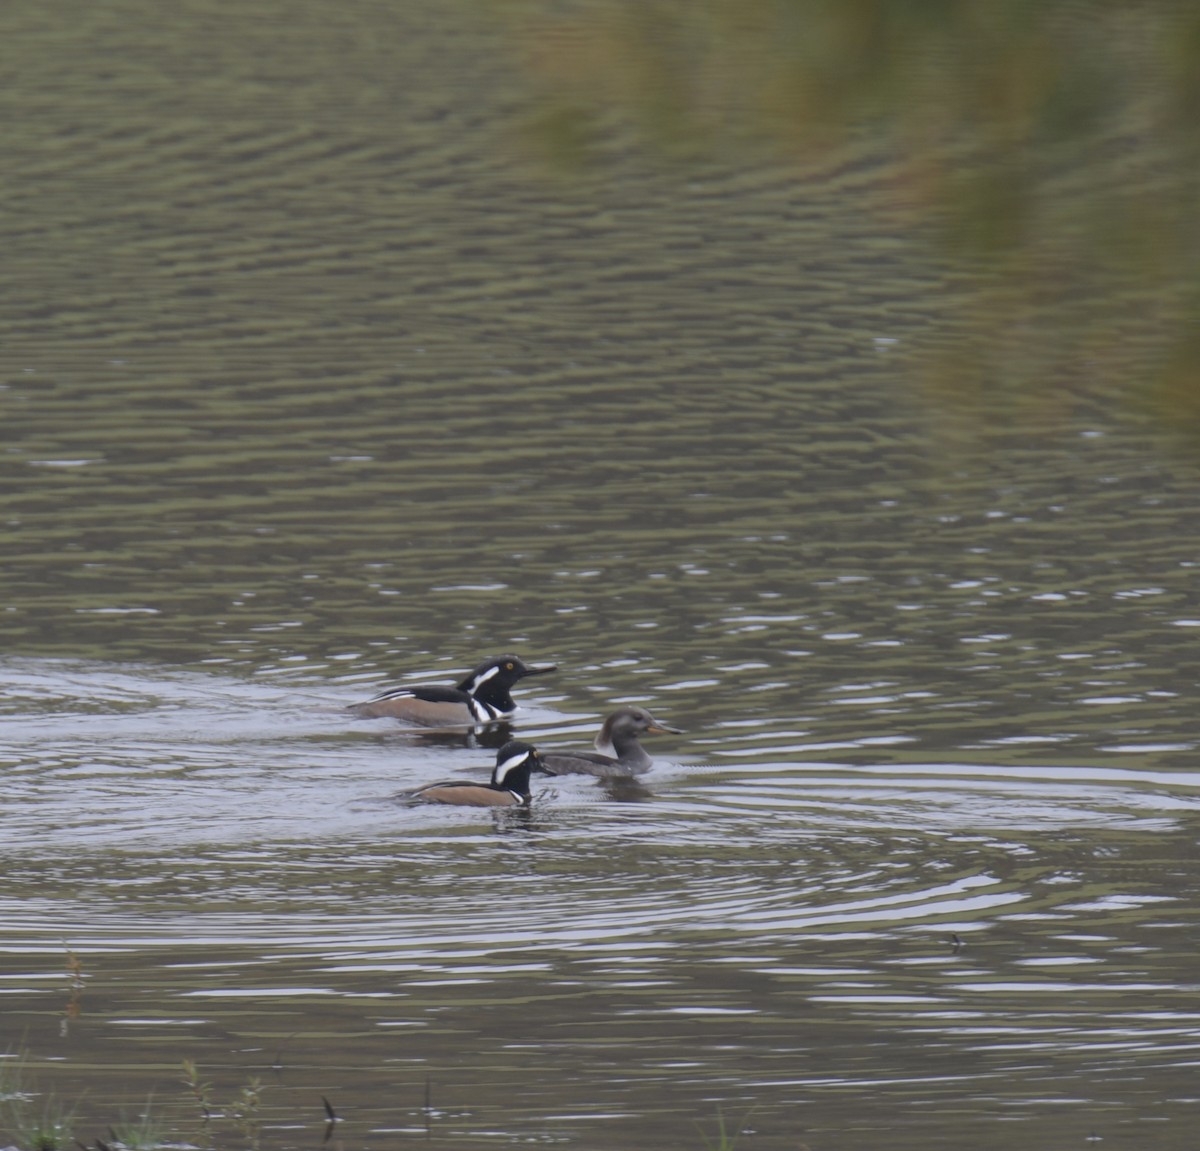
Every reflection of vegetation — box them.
[502,0,1200,430]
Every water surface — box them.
[3,2,1200,1149]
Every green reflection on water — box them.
[497,0,1200,428]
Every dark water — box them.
[3,2,1200,1149]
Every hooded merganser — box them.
[542,705,683,778]
[349,655,557,726]
[405,740,555,807]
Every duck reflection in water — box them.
[378,722,515,753]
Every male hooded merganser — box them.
[349,655,557,726]
[542,706,683,778]
[406,740,555,807]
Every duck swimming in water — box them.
[541,706,683,778]
[349,655,557,726]
[405,740,555,807]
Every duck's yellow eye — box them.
[506,662,514,670]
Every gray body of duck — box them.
[542,706,683,778]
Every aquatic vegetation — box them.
[4,1092,77,1151]
[106,1099,168,1151]
[180,1059,214,1136]
[61,947,85,1037]
[181,1061,263,1151]
[695,1105,755,1151]
[227,1077,263,1151]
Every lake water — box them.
[3,2,1200,1149]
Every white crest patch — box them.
[466,664,500,694]
[494,749,530,785]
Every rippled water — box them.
[4,1,1200,1149]
[5,652,1200,1148]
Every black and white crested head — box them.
[456,655,558,716]
[493,742,532,786]
[462,661,502,695]
[491,739,554,792]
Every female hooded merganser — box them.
[349,655,557,726]
[406,740,555,807]
[542,706,683,778]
